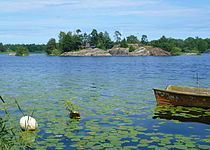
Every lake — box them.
[0,54,210,149]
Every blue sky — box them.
[0,0,210,44]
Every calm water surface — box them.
[0,54,210,149]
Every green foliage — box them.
[82,33,90,46]
[58,31,82,53]
[76,29,81,35]
[197,38,208,52]
[0,97,38,149]
[170,47,182,55]
[15,46,29,56]
[90,29,99,46]
[46,38,57,55]
[150,36,175,52]
[0,43,6,52]
[43,29,210,55]
[97,43,106,50]
[129,46,136,52]
[65,100,79,111]
[55,29,114,54]
[120,38,128,48]
[114,31,122,43]
[126,35,139,44]
[52,49,61,56]
[190,50,201,55]
[0,115,15,149]
[150,36,210,55]
[141,35,148,45]
[98,31,114,49]
[4,44,46,53]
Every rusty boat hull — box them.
[153,85,210,108]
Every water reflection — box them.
[153,104,210,125]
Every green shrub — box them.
[15,46,29,56]
[129,46,136,52]
[120,39,128,48]
[96,43,106,50]
[52,49,61,56]
[170,47,182,55]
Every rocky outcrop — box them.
[60,46,171,56]
[142,46,171,56]
[108,46,171,56]
[108,48,129,56]
[181,53,197,55]
[8,53,17,56]
[60,48,111,56]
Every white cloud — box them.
[0,0,158,13]
[115,7,199,17]
[0,0,77,12]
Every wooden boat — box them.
[153,85,210,108]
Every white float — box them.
[20,116,38,131]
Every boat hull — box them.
[153,88,210,108]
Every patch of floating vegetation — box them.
[1,93,210,149]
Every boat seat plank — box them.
[166,85,210,96]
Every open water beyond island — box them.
[0,54,210,149]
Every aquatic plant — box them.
[65,100,81,119]
[0,97,38,149]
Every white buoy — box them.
[20,116,38,131]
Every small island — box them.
[60,46,170,56]
[1,29,209,56]
[44,29,210,56]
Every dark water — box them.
[0,54,210,149]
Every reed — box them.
[0,96,36,149]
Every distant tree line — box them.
[45,29,150,55]
[0,43,46,54]
[46,29,210,55]
[45,29,115,55]
[150,36,210,55]
[0,29,210,56]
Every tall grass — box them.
[0,96,36,149]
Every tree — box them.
[126,35,139,44]
[103,31,114,49]
[90,29,99,46]
[114,31,122,43]
[0,43,5,52]
[58,31,82,53]
[46,38,57,55]
[184,37,197,52]
[120,38,128,48]
[15,46,29,56]
[76,29,81,35]
[96,31,114,50]
[197,39,208,52]
[150,36,175,52]
[170,47,182,55]
[82,33,90,46]
[141,35,148,45]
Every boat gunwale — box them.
[153,88,210,98]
